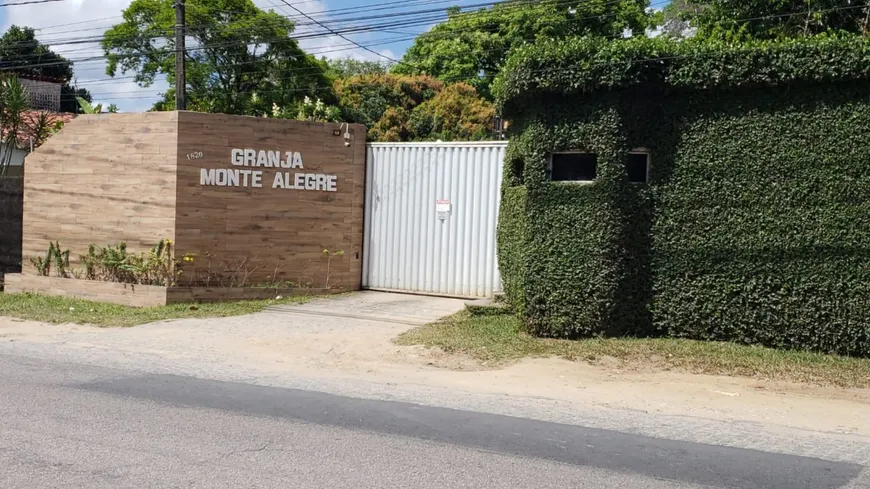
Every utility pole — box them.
[174,0,186,111]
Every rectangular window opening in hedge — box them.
[627,151,650,184]
[549,152,597,182]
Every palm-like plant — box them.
[75,96,117,114]
[0,76,67,177]
[76,96,101,114]
[0,76,28,177]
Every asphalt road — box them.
[0,353,865,489]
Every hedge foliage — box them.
[494,34,870,113]
[498,97,655,339]
[495,35,870,356]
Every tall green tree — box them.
[659,0,700,39]
[102,0,332,114]
[324,56,390,79]
[334,73,442,141]
[0,25,92,113]
[409,83,495,141]
[394,0,653,98]
[683,0,870,39]
[334,73,494,142]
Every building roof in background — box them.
[1,110,76,149]
[15,74,65,84]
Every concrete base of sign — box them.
[4,274,343,307]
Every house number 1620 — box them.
[187,151,204,160]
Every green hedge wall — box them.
[651,84,870,356]
[494,34,870,113]
[496,35,870,356]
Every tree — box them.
[0,25,92,113]
[265,95,341,122]
[334,73,442,141]
[409,83,495,141]
[334,73,493,142]
[659,0,700,39]
[294,96,340,122]
[683,0,870,39]
[394,0,653,99]
[102,0,332,115]
[325,56,390,79]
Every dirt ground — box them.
[1,291,869,438]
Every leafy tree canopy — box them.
[0,25,72,81]
[410,83,495,141]
[335,73,442,141]
[659,0,700,39]
[393,0,653,99]
[334,73,494,142]
[0,25,92,113]
[102,0,332,114]
[682,0,870,40]
[324,56,390,79]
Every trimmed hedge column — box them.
[498,100,653,338]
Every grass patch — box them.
[396,311,870,388]
[0,292,310,327]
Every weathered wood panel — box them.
[4,274,342,306]
[21,112,178,272]
[174,112,366,290]
[4,274,168,307]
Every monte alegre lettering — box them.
[198,147,338,192]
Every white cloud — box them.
[256,0,358,60]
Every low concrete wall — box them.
[166,286,342,303]
[0,177,23,280]
[4,274,342,307]
[5,274,168,307]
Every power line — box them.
[0,0,617,69]
[2,0,640,68]
[50,1,707,99]
[23,0,582,50]
[33,0,476,41]
[0,0,67,6]
[275,0,401,64]
[73,33,869,104]
[0,0,673,94]
[15,0,864,106]
[32,15,122,32]
[4,4,454,57]
[0,11,451,69]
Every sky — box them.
[0,0,668,112]
[0,0,483,111]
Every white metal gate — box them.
[363,142,506,298]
